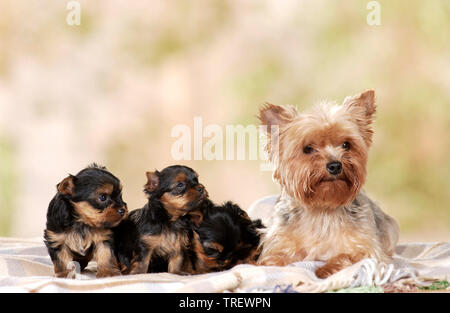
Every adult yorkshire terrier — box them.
[256,90,399,278]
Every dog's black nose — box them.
[117,208,125,217]
[196,186,204,194]
[326,161,342,175]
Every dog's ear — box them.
[259,103,296,163]
[144,171,160,193]
[259,103,297,129]
[57,175,76,196]
[343,90,376,146]
[188,209,203,228]
[343,89,376,117]
[46,195,74,230]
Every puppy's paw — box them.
[54,270,72,279]
[96,268,121,278]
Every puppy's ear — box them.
[259,102,297,129]
[57,175,76,196]
[188,209,203,228]
[343,90,376,146]
[144,171,159,193]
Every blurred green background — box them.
[0,0,448,241]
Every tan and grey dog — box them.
[255,90,399,278]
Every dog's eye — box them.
[204,247,220,257]
[176,182,185,189]
[239,210,249,219]
[342,142,350,151]
[303,145,314,154]
[99,194,108,202]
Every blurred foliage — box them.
[119,0,231,67]
[0,136,16,236]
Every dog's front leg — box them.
[315,253,364,279]
[95,241,121,278]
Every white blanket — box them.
[0,237,449,292]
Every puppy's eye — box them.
[99,194,108,202]
[303,145,314,154]
[238,210,249,219]
[342,142,350,151]
[204,248,220,257]
[176,182,185,189]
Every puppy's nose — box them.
[326,161,342,175]
[117,208,125,217]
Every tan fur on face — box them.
[72,201,125,227]
[203,241,224,253]
[284,119,367,209]
[161,188,202,221]
[71,182,127,228]
[270,101,369,210]
[97,183,114,195]
[260,91,376,211]
[174,173,187,182]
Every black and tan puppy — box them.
[44,164,128,278]
[192,202,264,273]
[113,165,206,275]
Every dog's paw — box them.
[315,266,335,279]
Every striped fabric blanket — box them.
[0,237,449,292]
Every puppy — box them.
[44,164,128,278]
[256,90,399,278]
[113,165,206,275]
[192,201,265,273]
